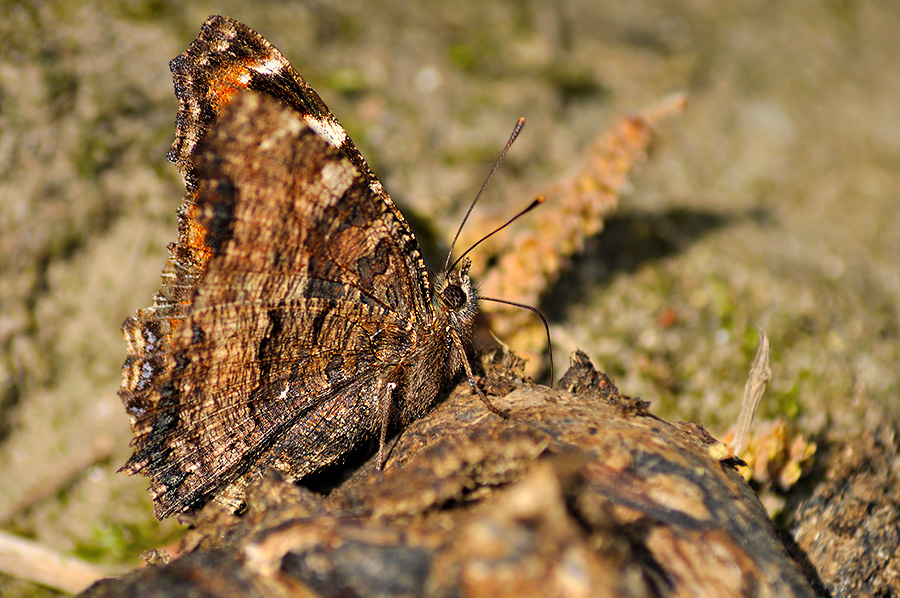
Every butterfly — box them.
[118,15,516,519]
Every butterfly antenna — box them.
[480,296,554,384]
[444,117,526,271]
[448,195,544,273]
[442,118,553,383]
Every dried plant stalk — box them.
[464,93,689,372]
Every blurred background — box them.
[1,1,898,595]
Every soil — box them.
[1,1,897,596]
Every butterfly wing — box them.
[123,91,438,518]
[167,16,383,196]
[116,15,438,518]
[119,15,429,421]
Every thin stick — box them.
[0,530,121,594]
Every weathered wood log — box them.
[80,352,814,597]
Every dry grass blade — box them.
[734,330,772,456]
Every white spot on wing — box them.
[306,116,347,149]
[252,57,283,76]
[319,160,355,197]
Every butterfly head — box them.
[435,257,479,326]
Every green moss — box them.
[73,519,182,564]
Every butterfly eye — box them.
[442,284,467,310]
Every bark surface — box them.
[81,352,814,598]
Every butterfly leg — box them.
[449,328,509,419]
[376,381,397,469]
